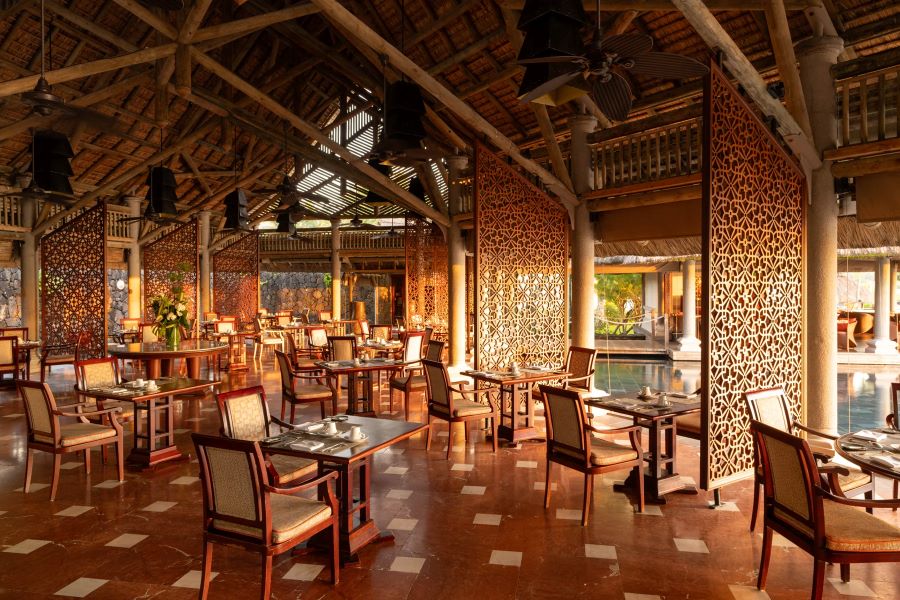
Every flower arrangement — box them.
[151,263,191,347]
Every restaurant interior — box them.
[0,0,899,598]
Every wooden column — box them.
[447,155,468,368]
[331,218,341,319]
[678,259,701,352]
[126,196,142,319]
[21,197,37,337]
[868,257,897,354]
[198,210,211,316]
[570,114,597,349]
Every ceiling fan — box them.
[373,217,402,241]
[344,209,379,231]
[517,0,708,121]
[19,0,120,132]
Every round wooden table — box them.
[108,340,228,379]
[835,430,900,481]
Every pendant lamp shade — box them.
[364,159,393,206]
[408,175,426,201]
[275,211,293,233]
[517,13,587,62]
[145,166,178,217]
[223,188,248,231]
[517,63,588,106]
[517,0,588,29]
[32,130,74,195]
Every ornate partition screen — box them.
[40,202,107,358]
[701,63,805,490]
[474,144,569,370]
[143,220,198,328]
[212,233,259,324]
[405,217,448,330]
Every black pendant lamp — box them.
[383,80,427,144]
[517,0,587,29]
[408,175,426,201]
[364,159,393,206]
[144,166,178,217]
[32,130,74,195]
[275,211,293,234]
[518,62,588,106]
[223,188,248,231]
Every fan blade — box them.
[628,52,709,79]
[519,69,583,104]
[601,33,654,58]
[591,73,633,122]
[518,54,584,66]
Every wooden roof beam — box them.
[112,0,178,39]
[672,0,821,170]
[310,0,577,211]
[764,0,813,140]
[503,1,816,10]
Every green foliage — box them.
[595,274,644,335]
[151,264,192,337]
[323,273,333,289]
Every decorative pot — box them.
[165,327,180,349]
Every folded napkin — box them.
[290,440,325,451]
[853,430,887,442]
[870,455,900,470]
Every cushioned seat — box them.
[33,422,118,447]
[823,500,900,552]
[214,493,332,543]
[269,454,317,484]
[293,384,332,399]
[431,399,493,417]
[391,375,426,388]
[555,437,640,466]
[676,413,701,436]
[833,466,873,493]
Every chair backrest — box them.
[890,382,900,430]
[307,326,328,348]
[402,331,426,363]
[425,339,445,362]
[319,310,332,322]
[328,336,356,362]
[192,432,272,543]
[750,420,821,544]
[18,380,57,444]
[203,312,218,321]
[353,320,369,336]
[221,315,237,323]
[283,331,297,356]
[372,325,391,340]
[422,359,451,411]
[540,385,588,461]
[276,315,291,327]
[564,346,596,392]
[275,350,294,399]
[216,386,272,442]
[744,387,792,433]
[0,326,28,340]
[121,318,141,331]
[299,312,310,324]
[75,357,120,390]
[423,327,433,347]
[0,336,18,367]
[215,321,235,334]
[141,323,159,343]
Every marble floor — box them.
[0,356,897,599]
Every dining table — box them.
[315,358,404,416]
[108,340,227,379]
[834,428,900,480]
[17,339,41,379]
[261,415,427,562]
[80,376,220,470]
[586,393,702,503]
[462,366,570,445]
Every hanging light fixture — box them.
[223,129,248,231]
[144,166,178,218]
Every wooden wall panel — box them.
[701,63,806,490]
[212,233,259,326]
[40,202,108,359]
[405,216,448,330]
[143,221,199,330]
[475,144,569,370]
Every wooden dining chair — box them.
[74,357,135,428]
[319,310,332,322]
[388,330,427,419]
[275,350,332,421]
[750,420,900,599]
[422,359,498,459]
[39,331,86,382]
[0,336,25,385]
[305,326,329,360]
[19,380,124,501]
[191,433,340,598]
[140,323,159,343]
[533,346,597,405]
[275,315,291,328]
[203,311,218,322]
[540,385,645,525]
[1,327,30,370]
[744,386,874,533]
[282,332,319,373]
[889,382,899,508]
[371,325,391,341]
[215,386,319,486]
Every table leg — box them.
[326,374,339,416]
[126,395,187,470]
[185,357,201,379]
[145,359,162,380]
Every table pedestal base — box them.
[616,469,698,504]
[128,395,187,470]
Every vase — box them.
[165,327,180,349]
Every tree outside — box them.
[595,273,644,336]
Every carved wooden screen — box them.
[474,144,569,370]
[404,217,448,330]
[701,63,806,490]
[143,220,199,330]
[212,233,259,325]
[40,202,108,359]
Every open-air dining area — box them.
[1,1,900,599]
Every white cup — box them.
[349,425,363,441]
[135,378,145,387]
[146,380,158,391]
[640,386,652,397]
[352,357,360,366]
[325,421,338,435]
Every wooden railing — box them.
[261,229,405,254]
[0,196,23,229]
[591,113,702,190]
[835,64,900,147]
[107,207,133,239]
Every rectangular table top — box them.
[586,395,701,420]
[315,358,404,374]
[80,377,219,402]
[262,415,426,464]
[462,368,570,386]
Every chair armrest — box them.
[817,487,900,509]
[561,374,592,386]
[793,421,839,441]
[269,416,297,431]
[818,463,850,477]
[586,423,641,435]
[265,470,338,495]
[56,406,122,418]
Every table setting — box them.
[836,428,900,477]
[262,416,369,455]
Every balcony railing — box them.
[0,196,23,229]
[591,112,702,191]
[107,207,133,240]
[836,63,900,147]
[261,230,405,255]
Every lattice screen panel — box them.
[474,144,569,371]
[405,217,448,330]
[701,63,805,490]
[212,233,259,325]
[143,221,199,329]
[40,202,107,359]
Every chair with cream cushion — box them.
[0,336,24,385]
[215,386,319,487]
[192,433,339,599]
[751,420,900,599]
[744,386,874,533]
[423,358,498,459]
[19,380,124,501]
[283,332,320,373]
[275,350,332,421]
[388,330,427,419]
[74,357,135,427]
[540,385,645,526]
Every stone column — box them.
[198,210,211,316]
[20,197,37,337]
[797,35,844,431]
[891,262,897,315]
[867,257,897,353]
[570,114,597,349]
[331,218,341,319]
[126,196,142,319]
[446,154,468,368]
[677,259,701,352]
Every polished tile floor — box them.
[0,356,897,599]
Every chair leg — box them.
[840,563,850,583]
[280,400,286,422]
[894,480,898,511]
[389,387,394,412]
[425,417,432,451]
[864,489,874,515]
[812,560,826,600]
[50,454,62,501]
[404,390,410,421]
[260,554,272,600]
[757,526,773,590]
[446,424,453,460]
[116,439,124,482]
[23,448,33,493]
[544,461,552,508]
[290,402,296,424]
[319,400,326,420]
[581,474,593,527]
[749,480,761,531]
[199,541,213,600]
[331,521,340,584]
[83,449,91,474]
[492,416,498,453]
[634,465,645,514]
